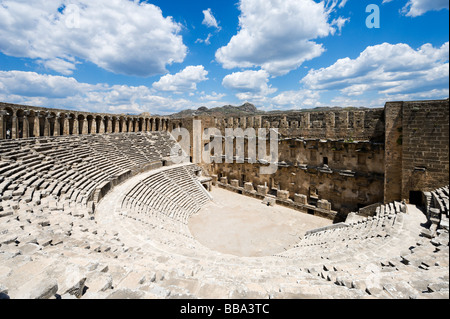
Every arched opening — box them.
[78,114,85,135]
[112,117,117,133]
[95,116,102,134]
[119,117,124,133]
[87,115,94,134]
[2,107,14,139]
[27,111,36,137]
[409,191,423,207]
[38,112,46,137]
[103,117,109,133]
[49,113,56,136]
[139,118,144,132]
[69,114,75,135]
[57,113,65,135]
[16,109,25,138]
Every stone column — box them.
[34,116,40,137]
[54,117,60,136]
[63,117,70,135]
[238,117,244,129]
[0,114,4,139]
[73,118,79,135]
[91,120,97,134]
[11,116,18,139]
[107,117,112,133]
[22,116,29,138]
[301,113,311,129]
[114,119,119,133]
[83,118,89,135]
[150,119,155,131]
[98,118,105,134]
[43,116,50,136]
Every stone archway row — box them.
[0,103,170,139]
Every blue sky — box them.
[0,0,448,115]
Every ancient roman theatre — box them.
[0,99,448,299]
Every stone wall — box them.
[203,99,448,217]
[186,108,385,142]
[384,99,449,203]
[384,102,404,203]
[402,100,449,202]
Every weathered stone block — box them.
[230,179,240,188]
[277,190,289,200]
[220,177,228,184]
[244,182,254,192]
[317,199,331,211]
[294,194,308,205]
[257,185,268,196]
[262,196,276,206]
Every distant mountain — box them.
[169,102,263,118]
[168,103,378,118]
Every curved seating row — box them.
[0,132,448,299]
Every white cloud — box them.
[301,42,449,100]
[196,33,213,45]
[215,0,339,76]
[338,0,349,8]
[331,17,349,35]
[199,91,227,101]
[270,90,321,108]
[0,70,193,115]
[401,0,449,17]
[202,8,220,29]
[0,0,187,76]
[222,70,277,100]
[152,66,208,93]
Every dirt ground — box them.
[188,187,332,257]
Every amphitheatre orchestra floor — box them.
[189,187,332,257]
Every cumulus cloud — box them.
[202,8,220,29]
[0,0,187,76]
[152,66,209,93]
[301,41,449,99]
[0,70,193,115]
[216,0,343,76]
[199,91,227,101]
[222,70,277,100]
[269,89,321,109]
[401,0,449,17]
